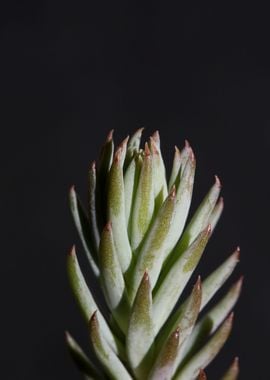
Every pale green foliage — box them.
[66,130,241,380]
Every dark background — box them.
[1,1,269,379]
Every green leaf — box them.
[174,314,234,380]
[69,186,99,276]
[200,248,240,310]
[130,187,177,302]
[67,246,124,357]
[208,196,224,232]
[130,144,155,251]
[149,132,168,208]
[126,272,155,379]
[87,161,100,255]
[99,222,130,333]
[168,145,182,190]
[175,176,221,254]
[221,357,239,380]
[65,331,104,379]
[107,143,132,273]
[148,327,180,380]
[124,127,144,170]
[182,277,242,364]
[153,226,210,332]
[124,153,142,236]
[163,149,196,263]
[96,130,114,230]
[89,312,133,380]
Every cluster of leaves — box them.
[66,129,241,379]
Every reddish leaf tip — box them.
[68,245,76,257]
[174,145,181,156]
[214,175,222,188]
[145,142,151,156]
[106,129,114,142]
[185,139,190,148]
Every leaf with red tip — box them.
[208,196,224,232]
[149,134,168,208]
[180,277,242,365]
[88,161,100,255]
[168,145,182,190]
[96,130,114,229]
[221,357,239,380]
[126,272,155,379]
[175,176,222,254]
[153,226,210,332]
[130,187,177,302]
[67,246,123,357]
[148,327,180,380]
[124,128,144,170]
[130,149,155,251]
[69,187,99,276]
[99,223,130,333]
[107,146,132,272]
[175,314,234,380]
[66,331,104,379]
[89,312,133,380]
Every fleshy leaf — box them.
[148,327,180,380]
[182,277,242,364]
[69,186,99,276]
[87,161,100,255]
[99,222,130,332]
[126,272,155,379]
[65,331,104,379]
[175,314,234,380]
[150,133,168,208]
[221,357,239,380]
[67,246,123,356]
[89,312,133,380]
[130,186,177,302]
[96,130,114,230]
[153,226,210,331]
[168,145,182,190]
[130,144,155,251]
[124,127,144,170]
[200,248,240,309]
[107,144,132,273]
[208,196,224,232]
[175,176,221,254]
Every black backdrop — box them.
[1,1,269,379]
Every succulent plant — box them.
[66,129,242,380]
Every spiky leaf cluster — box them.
[66,129,241,380]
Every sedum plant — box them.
[66,129,242,380]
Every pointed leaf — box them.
[221,357,239,380]
[168,146,182,190]
[96,130,114,230]
[89,312,133,380]
[124,127,144,170]
[182,277,242,363]
[66,331,104,379]
[175,314,234,380]
[107,144,132,272]
[127,272,155,379]
[131,145,155,251]
[148,327,180,380]
[200,248,240,309]
[130,187,177,302]
[153,227,210,331]
[124,153,142,235]
[208,196,224,232]
[87,161,100,254]
[175,176,221,254]
[99,222,130,332]
[69,186,99,276]
[67,246,123,356]
[150,133,168,208]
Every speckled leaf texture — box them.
[66,130,242,380]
